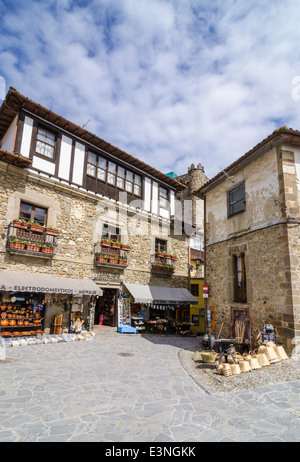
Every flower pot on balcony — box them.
[27,244,41,252]
[29,223,44,233]
[41,246,54,254]
[111,242,121,249]
[97,255,108,262]
[109,258,119,264]
[118,259,127,265]
[45,227,59,235]
[13,219,28,229]
[121,244,130,251]
[101,239,111,247]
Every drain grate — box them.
[117,352,135,357]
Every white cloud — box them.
[1,0,300,179]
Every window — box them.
[159,187,169,208]
[191,284,199,297]
[117,166,125,189]
[107,162,116,185]
[102,224,120,241]
[228,182,245,217]
[125,171,133,193]
[87,152,97,177]
[87,152,107,182]
[134,174,141,196]
[97,156,106,182]
[35,127,55,159]
[19,202,47,226]
[155,238,167,253]
[233,254,247,302]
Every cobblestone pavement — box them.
[0,331,299,442]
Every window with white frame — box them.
[35,127,55,159]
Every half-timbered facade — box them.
[0,87,196,334]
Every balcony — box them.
[150,252,177,274]
[94,239,130,269]
[6,220,58,259]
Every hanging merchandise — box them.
[117,297,136,334]
[263,324,276,344]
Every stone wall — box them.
[204,145,300,353]
[0,161,189,288]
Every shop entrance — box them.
[95,288,118,327]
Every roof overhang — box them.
[0,87,186,192]
[198,127,300,196]
[0,149,32,168]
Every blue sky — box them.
[1,0,300,179]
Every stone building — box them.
[0,87,196,336]
[198,127,300,353]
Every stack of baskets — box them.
[215,342,289,377]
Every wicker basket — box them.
[257,353,270,367]
[243,352,252,362]
[230,363,241,375]
[222,363,232,377]
[200,351,218,364]
[258,345,280,363]
[249,357,262,370]
[239,360,251,372]
[274,345,289,360]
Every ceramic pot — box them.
[8,319,16,326]
[17,320,23,326]
[1,312,7,319]
[0,319,8,327]
[24,320,29,326]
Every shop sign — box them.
[0,284,98,296]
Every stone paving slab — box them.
[0,333,299,442]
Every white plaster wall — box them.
[152,181,158,215]
[144,177,151,212]
[206,148,281,245]
[20,116,33,158]
[1,116,17,152]
[72,141,85,186]
[32,156,55,175]
[58,135,72,180]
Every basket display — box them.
[274,345,289,361]
[239,360,251,372]
[249,357,262,370]
[200,351,218,364]
[222,364,232,377]
[230,363,241,375]
[257,353,270,367]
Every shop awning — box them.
[0,272,103,296]
[123,283,197,305]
